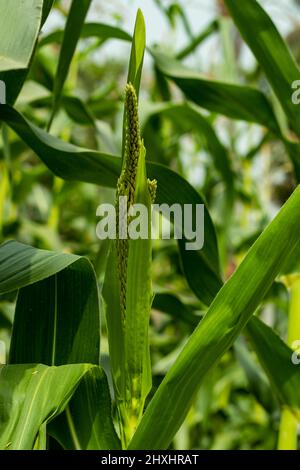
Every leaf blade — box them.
[129,185,300,449]
[225,0,300,137]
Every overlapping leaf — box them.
[0,363,109,450]
[38,22,131,49]
[0,240,119,450]
[129,185,300,449]
[152,51,280,133]
[0,0,50,104]
[225,0,300,137]
[0,105,221,304]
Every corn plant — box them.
[0,0,300,450]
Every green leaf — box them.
[49,0,92,127]
[152,51,300,179]
[247,316,300,418]
[62,95,95,126]
[225,0,300,137]
[125,145,153,420]
[152,51,280,133]
[0,105,120,187]
[0,0,44,104]
[176,19,218,60]
[142,101,234,189]
[0,105,221,304]
[152,293,200,327]
[153,295,276,411]
[151,163,221,305]
[234,337,275,412]
[0,0,42,72]
[1,240,120,450]
[121,10,146,161]
[0,363,100,450]
[129,184,300,449]
[127,9,146,97]
[38,22,131,49]
[9,258,100,366]
[48,367,121,450]
[41,0,54,26]
[0,240,78,294]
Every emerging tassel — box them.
[116,84,156,323]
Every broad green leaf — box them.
[0,0,44,104]
[1,241,120,450]
[153,293,277,412]
[152,163,221,305]
[153,292,278,413]
[141,102,227,303]
[0,105,221,304]
[0,105,120,187]
[280,228,300,276]
[50,0,92,126]
[0,363,99,450]
[247,316,300,419]
[39,22,131,49]
[0,0,42,72]
[9,258,100,366]
[48,367,121,450]
[225,0,300,137]
[129,185,300,449]
[0,240,78,293]
[152,51,300,179]
[152,51,280,133]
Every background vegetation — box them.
[0,0,300,450]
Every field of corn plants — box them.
[0,0,300,452]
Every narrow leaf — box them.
[225,0,300,137]
[50,0,92,124]
[152,50,280,133]
[39,22,131,49]
[127,10,146,96]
